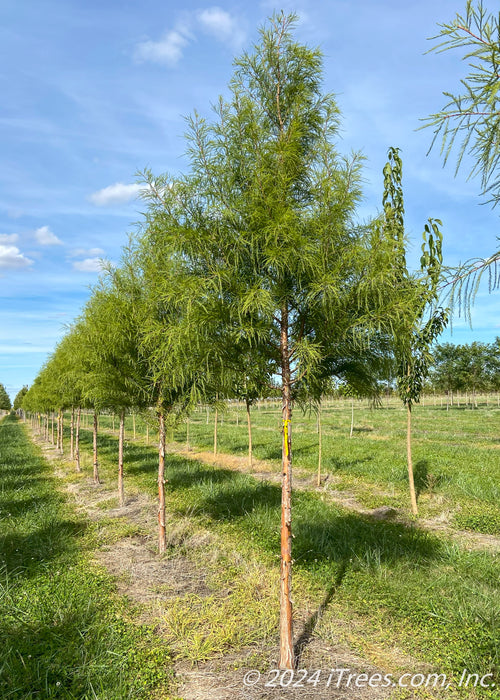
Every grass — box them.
[0,415,175,699]
[69,418,500,698]
[93,397,500,530]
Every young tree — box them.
[139,14,409,668]
[382,148,448,515]
[77,268,151,505]
[119,243,205,554]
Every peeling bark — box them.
[158,409,167,554]
[279,305,294,670]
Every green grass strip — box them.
[0,416,174,699]
[76,426,499,697]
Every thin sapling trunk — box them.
[246,398,253,468]
[279,306,294,670]
[317,405,322,487]
[70,406,75,460]
[118,408,125,507]
[93,410,100,484]
[213,407,218,456]
[407,403,418,515]
[75,407,81,472]
[158,409,167,554]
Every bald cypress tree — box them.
[140,13,410,668]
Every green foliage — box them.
[424,1,500,310]
[379,147,448,407]
[137,14,411,412]
[77,266,152,413]
[0,383,11,410]
[430,338,500,393]
[13,385,28,410]
[425,1,500,204]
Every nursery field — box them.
[53,399,500,699]
[96,397,500,534]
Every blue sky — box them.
[1,0,499,400]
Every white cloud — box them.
[134,8,245,67]
[73,257,104,273]
[135,29,190,66]
[34,225,62,245]
[197,7,245,49]
[68,247,105,258]
[0,244,33,269]
[89,182,143,206]
[0,233,19,244]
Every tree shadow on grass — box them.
[292,441,318,458]
[294,560,349,665]
[404,460,453,499]
[0,520,87,577]
[179,467,443,567]
[328,455,373,472]
[80,428,443,570]
[0,494,57,520]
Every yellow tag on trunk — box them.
[283,419,291,457]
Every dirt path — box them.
[25,427,441,700]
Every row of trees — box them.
[19,14,450,669]
[429,340,500,398]
[0,383,11,412]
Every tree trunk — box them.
[51,412,55,444]
[317,405,322,487]
[93,411,100,484]
[350,398,354,438]
[213,407,218,456]
[75,407,81,472]
[118,409,125,506]
[279,306,294,670]
[59,410,64,454]
[246,398,253,468]
[158,409,167,554]
[407,403,418,516]
[133,413,136,440]
[70,406,75,460]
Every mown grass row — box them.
[73,424,499,698]
[0,415,174,699]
